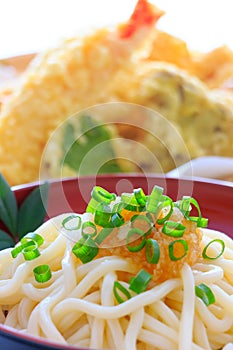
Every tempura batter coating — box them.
[0,0,233,185]
[0,0,162,185]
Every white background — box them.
[0,0,233,58]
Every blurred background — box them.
[1,0,233,59]
[0,0,233,185]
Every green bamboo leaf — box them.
[0,173,18,235]
[0,229,15,250]
[17,182,50,239]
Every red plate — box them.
[0,174,233,350]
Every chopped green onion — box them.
[120,193,142,212]
[178,196,208,228]
[11,240,35,259]
[112,202,125,214]
[177,196,191,217]
[188,197,201,216]
[94,227,113,245]
[146,238,160,264]
[33,264,52,283]
[198,217,208,228]
[72,236,99,263]
[11,245,23,259]
[94,204,112,227]
[126,228,146,252]
[86,198,99,213]
[110,212,124,227]
[72,236,86,250]
[21,232,44,247]
[121,192,137,205]
[12,232,43,260]
[113,281,131,304]
[81,221,97,238]
[146,185,163,213]
[195,283,215,306]
[124,203,144,212]
[168,239,188,261]
[91,186,116,204]
[62,215,81,230]
[22,243,40,261]
[190,216,208,228]
[129,269,152,294]
[162,221,186,237]
[156,196,173,225]
[133,188,147,207]
[130,214,153,235]
[202,239,225,260]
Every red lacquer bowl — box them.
[0,174,233,350]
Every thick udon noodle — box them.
[1,213,233,350]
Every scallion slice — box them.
[22,243,40,261]
[110,212,124,227]
[11,240,35,259]
[133,188,147,207]
[162,221,186,237]
[113,281,131,304]
[62,215,81,230]
[120,193,142,212]
[177,196,191,217]
[146,238,160,264]
[195,283,215,306]
[81,221,97,238]
[86,198,99,213]
[188,197,201,217]
[21,232,44,247]
[168,239,188,261]
[33,264,52,283]
[129,269,152,294]
[179,196,208,228]
[190,216,208,228]
[124,203,144,212]
[146,185,163,213]
[197,217,208,228]
[156,196,173,225]
[121,192,137,205]
[91,186,116,204]
[11,245,23,259]
[112,202,124,214]
[202,239,225,260]
[126,228,146,252]
[130,214,153,236]
[71,236,85,250]
[94,204,111,227]
[72,236,99,263]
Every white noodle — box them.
[124,307,144,350]
[193,313,211,350]
[179,263,195,350]
[0,214,233,349]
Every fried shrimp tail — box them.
[118,0,164,39]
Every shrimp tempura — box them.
[0,0,163,186]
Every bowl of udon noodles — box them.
[0,174,233,350]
